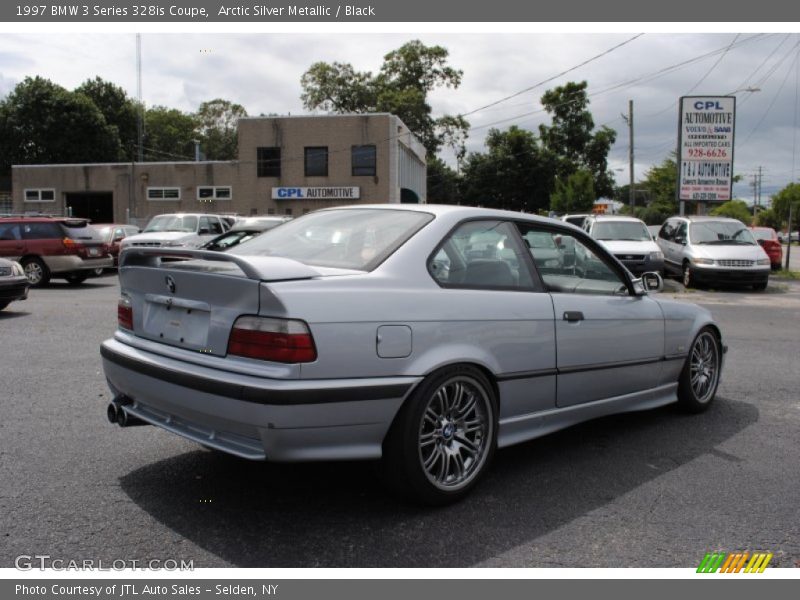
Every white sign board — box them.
[272,187,360,200]
[677,96,736,202]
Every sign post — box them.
[677,96,736,215]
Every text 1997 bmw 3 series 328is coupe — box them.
[101,205,724,504]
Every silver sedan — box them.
[101,205,724,504]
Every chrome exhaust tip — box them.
[106,403,119,424]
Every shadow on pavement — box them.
[120,396,757,567]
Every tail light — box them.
[228,316,317,363]
[118,296,133,330]
[62,237,89,257]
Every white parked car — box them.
[583,215,665,276]
[121,214,229,250]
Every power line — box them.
[458,34,645,118]
[742,49,800,145]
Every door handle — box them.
[563,311,584,322]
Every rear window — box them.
[144,215,198,233]
[750,228,775,241]
[591,220,651,241]
[229,209,433,270]
[61,221,106,242]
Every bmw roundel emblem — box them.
[165,275,176,294]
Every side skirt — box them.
[497,383,678,449]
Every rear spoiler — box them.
[119,246,322,281]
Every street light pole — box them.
[628,100,635,212]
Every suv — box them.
[121,213,229,250]
[0,216,113,286]
[582,215,664,276]
[657,216,771,290]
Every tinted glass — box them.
[304,147,328,177]
[257,147,281,177]
[352,145,377,176]
[0,222,21,241]
[230,209,432,271]
[22,222,62,239]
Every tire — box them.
[682,261,695,289]
[64,272,88,285]
[382,365,498,505]
[677,327,721,413]
[92,267,105,277]
[21,257,50,287]
[0,301,9,311]
[752,281,768,291]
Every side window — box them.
[517,224,627,296]
[428,220,534,290]
[675,222,687,242]
[659,221,675,241]
[0,222,21,241]
[199,217,223,235]
[22,222,62,239]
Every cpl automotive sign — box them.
[677,96,736,202]
[272,187,361,200]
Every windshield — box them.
[228,209,433,270]
[144,215,198,233]
[592,221,651,241]
[690,221,756,245]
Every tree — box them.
[0,76,120,173]
[755,208,782,231]
[709,200,752,224]
[426,157,461,204]
[300,40,468,157]
[195,98,247,160]
[538,81,616,197]
[550,169,596,214]
[75,77,140,161]
[143,106,198,161]
[770,182,800,230]
[460,126,556,212]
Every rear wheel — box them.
[21,257,50,287]
[677,327,721,413]
[382,365,497,505]
[64,272,88,285]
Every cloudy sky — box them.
[1,31,799,202]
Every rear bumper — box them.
[100,338,419,461]
[43,255,113,274]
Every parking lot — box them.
[1,273,799,568]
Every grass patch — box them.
[770,269,800,280]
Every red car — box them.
[749,227,782,270]
[91,224,142,268]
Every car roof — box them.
[670,215,745,223]
[586,215,644,223]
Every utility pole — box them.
[785,202,792,271]
[757,166,762,211]
[628,100,635,212]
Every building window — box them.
[197,186,232,201]
[24,188,56,203]
[284,208,293,216]
[267,208,275,215]
[304,146,328,177]
[147,187,181,201]
[352,145,377,176]
[257,147,281,178]
[0,194,12,214]
[303,208,311,214]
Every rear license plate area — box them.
[143,301,210,347]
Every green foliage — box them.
[300,40,468,157]
[460,126,556,212]
[755,208,782,231]
[143,106,198,161]
[75,77,140,161]
[0,76,120,172]
[550,169,596,214]
[709,200,753,224]
[426,157,460,204]
[538,81,617,198]
[195,98,247,160]
[770,182,800,229]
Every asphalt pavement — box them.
[1,275,798,568]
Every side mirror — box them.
[554,235,563,247]
[674,236,686,245]
[113,234,125,242]
[198,227,210,235]
[641,271,664,293]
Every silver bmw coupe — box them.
[101,205,724,504]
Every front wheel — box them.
[382,365,497,505]
[682,262,695,289]
[677,328,721,413]
[21,257,50,287]
[752,281,768,291]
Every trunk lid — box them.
[118,248,324,356]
